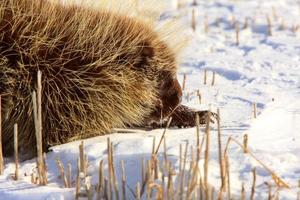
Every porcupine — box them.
[0,0,213,159]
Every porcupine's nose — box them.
[163,78,182,112]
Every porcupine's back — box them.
[0,0,178,158]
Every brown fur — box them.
[0,0,209,159]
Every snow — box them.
[1,0,300,199]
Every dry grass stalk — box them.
[192,0,197,6]
[243,134,249,153]
[266,15,272,36]
[56,159,68,187]
[243,17,249,29]
[253,102,257,119]
[167,163,174,199]
[272,7,278,21]
[32,71,47,185]
[98,160,104,197]
[204,14,209,34]
[204,111,211,198]
[155,117,172,154]
[79,141,85,175]
[75,159,80,200]
[0,95,3,175]
[250,168,256,200]
[217,109,226,192]
[14,123,19,180]
[192,8,196,32]
[292,24,299,33]
[67,162,72,188]
[136,182,141,200]
[235,23,240,46]
[121,160,126,200]
[266,182,272,200]
[182,74,187,91]
[211,71,216,86]
[204,69,207,85]
[152,137,156,155]
[241,182,246,200]
[197,90,202,104]
[225,153,231,200]
[297,180,300,200]
[177,0,182,10]
[279,18,285,30]
[179,141,189,199]
[31,172,36,184]
[231,15,236,28]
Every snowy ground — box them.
[1,0,300,199]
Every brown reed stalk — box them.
[0,95,3,175]
[167,162,174,199]
[211,186,215,200]
[235,23,240,46]
[67,162,72,188]
[110,144,120,200]
[192,9,196,32]
[98,160,104,197]
[182,74,187,91]
[75,159,80,200]
[152,137,156,155]
[297,180,300,200]
[37,71,47,185]
[136,182,141,200]
[204,14,209,34]
[243,17,249,29]
[155,117,172,154]
[204,69,207,85]
[211,71,216,86]
[250,168,256,200]
[79,141,85,175]
[231,15,236,28]
[107,139,113,200]
[243,134,248,153]
[31,172,36,184]
[192,0,197,6]
[197,90,202,104]
[241,182,245,200]
[225,153,231,200]
[121,160,126,200]
[217,109,226,193]
[14,123,19,180]
[253,102,257,119]
[179,141,189,199]
[204,111,211,198]
[267,15,272,36]
[266,182,272,200]
[56,159,68,187]
[177,0,181,10]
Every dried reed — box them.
[182,74,187,91]
[14,123,19,180]
[56,159,68,187]
[267,15,272,36]
[250,168,256,200]
[235,23,240,46]
[217,109,226,192]
[0,95,3,175]
[204,69,207,85]
[253,102,257,119]
[204,111,211,198]
[211,71,216,86]
[192,9,196,31]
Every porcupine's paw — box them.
[167,105,218,128]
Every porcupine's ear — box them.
[133,41,154,69]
